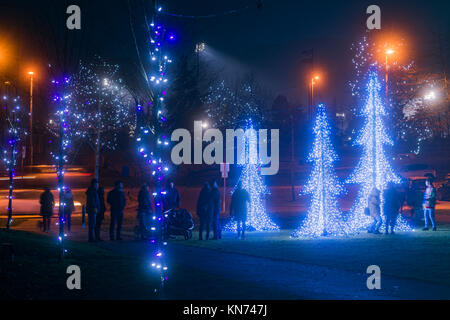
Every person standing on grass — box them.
[108,181,126,240]
[197,182,212,240]
[137,183,153,237]
[40,187,54,233]
[163,180,181,212]
[211,180,222,240]
[86,179,100,242]
[230,182,251,240]
[383,183,401,234]
[64,188,75,233]
[96,186,106,241]
[423,178,437,231]
[367,187,382,234]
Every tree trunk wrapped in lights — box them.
[2,96,25,230]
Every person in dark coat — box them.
[383,182,401,234]
[137,183,153,237]
[40,187,54,233]
[197,182,212,240]
[107,181,126,240]
[230,182,251,239]
[163,180,181,212]
[86,179,100,242]
[95,186,106,241]
[211,180,222,240]
[64,188,75,232]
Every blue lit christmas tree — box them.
[224,126,279,232]
[346,68,411,232]
[292,104,349,238]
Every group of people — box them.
[196,180,222,240]
[40,176,436,240]
[39,179,126,242]
[39,187,75,233]
[197,180,251,240]
[367,177,437,234]
[85,179,126,242]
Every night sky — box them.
[1,0,449,108]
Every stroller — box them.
[164,208,194,240]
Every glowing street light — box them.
[385,48,395,108]
[424,90,437,101]
[311,75,320,106]
[28,70,34,166]
[195,42,206,53]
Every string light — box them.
[204,80,265,128]
[2,95,26,229]
[48,58,136,156]
[292,105,350,238]
[223,122,279,232]
[346,68,412,232]
[134,3,174,291]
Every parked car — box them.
[438,179,450,201]
[393,153,416,163]
[400,163,436,181]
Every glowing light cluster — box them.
[346,69,411,232]
[224,124,279,232]
[48,59,136,155]
[2,95,26,229]
[204,80,265,128]
[292,105,350,238]
[134,3,175,289]
[49,76,74,257]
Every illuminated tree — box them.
[2,95,26,229]
[204,76,268,128]
[224,126,279,232]
[346,69,411,232]
[292,104,349,237]
[49,58,136,180]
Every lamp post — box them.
[309,75,320,120]
[28,71,34,166]
[385,49,394,109]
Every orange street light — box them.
[385,49,395,108]
[311,75,320,106]
[28,71,34,166]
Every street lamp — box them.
[28,71,34,166]
[385,49,395,108]
[424,90,436,101]
[195,43,206,53]
[311,75,320,106]
[309,75,320,120]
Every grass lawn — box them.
[0,229,161,300]
[174,224,450,288]
[0,229,301,300]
